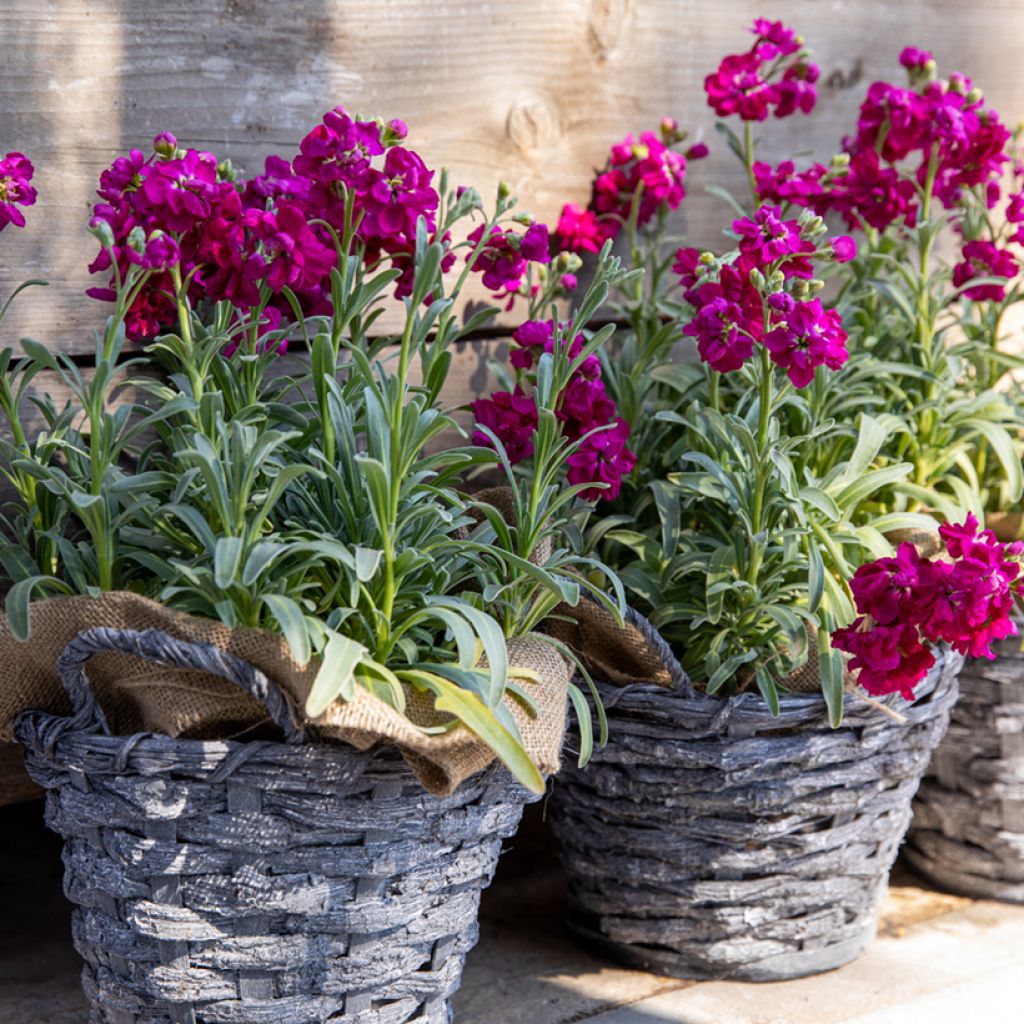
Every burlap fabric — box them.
[987,511,1024,543]
[0,591,570,796]
[545,597,849,695]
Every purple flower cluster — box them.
[680,205,853,385]
[87,109,453,340]
[704,19,820,122]
[952,239,1019,302]
[471,319,636,502]
[751,47,1011,233]
[0,152,37,232]
[553,120,707,256]
[833,514,1024,698]
[466,221,550,308]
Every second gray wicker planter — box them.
[906,633,1024,903]
[15,627,539,1024]
[549,611,961,982]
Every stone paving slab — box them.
[577,900,1024,1023]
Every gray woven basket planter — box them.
[549,609,961,983]
[14,627,540,1024]
[906,633,1024,903]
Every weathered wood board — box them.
[3,1,1024,351]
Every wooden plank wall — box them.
[4,1,1024,353]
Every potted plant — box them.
[738,39,1024,905]
[488,19,1024,981]
[0,110,624,1021]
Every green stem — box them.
[743,122,758,206]
[708,369,720,413]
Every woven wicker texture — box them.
[550,609,961,982]
[15,627,540,1023]
[906,632,1024,903]
[0,592,570,795]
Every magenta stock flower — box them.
[0,152,37,231]
[126,232,181,272]
[567,418,637,502]
[900,47,934,72]
[360,146,438,241]
[831,150,920,231]
[734,205,815,278]
[750,18,801,58]
[467,221,550,301]
[473,318,635,503]
[834,517,1024,697]
[683,265,762,373]
[705,52,778,121]
[831,235,857,262]
[86,107,459,338]
[554,121,704,255]
[672,246,707,303]
[764,294,849,387]
[246,201,335,294]
[560,376,617,439]
[952,239,1018,301]
[242,155,312,207]
[554,203,615,255]
[594,130,693,226]
[471,387,538,462]
[293,108,383,194]
[832,619,936,700]
[705,20,819,121]
[752,160,830,211]
[775,61,821,118]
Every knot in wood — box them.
[506,94,562,154]
[589,0,633,62]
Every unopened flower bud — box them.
[89,217,115,249]
[808,278,825,293]
[497,180,512,200]
[555,250,583,273]
[830,235,857,262]
[768,269,786,292]
[153,132,177,158]
[965,88,983,106]
[748,267,766,289]
[831,152,851,170]
[698,250,716,266]
[385,118,408,144]
[631,144,649,161]
[217,159,237,182]
[791,279,810,299]
[127,226,147,254]
[948,73,969,95]
[512,212,534,226]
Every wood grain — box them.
[3,1,1024,352]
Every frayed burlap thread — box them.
[549,607,961,982]
[16,626,546,1024]
[906,629,1024,903]
[0,592,570,796]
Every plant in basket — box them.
[0,110,627,1022]
[485,18,1024,982]
[740,38,1024,905]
